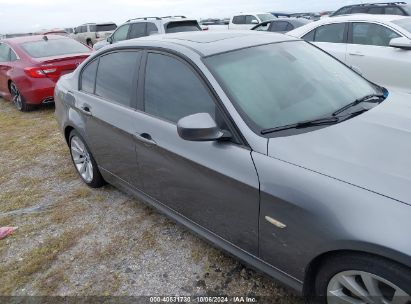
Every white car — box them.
[288,14,411,94]
[229,13,275,30]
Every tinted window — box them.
[314,23,346,43]
[96,24,117,31]
[257,14,275,22]
[81,26,87,33]
[21,39,90,58]
[367,7,383,14]
[232,15,246,24]
[245,15,258,24]
[286,23,294,31]
[95,52,141,107]
[81,59,98,94]
[89,25,97,32]
[351,7,367,13]
[146,23,159,35]
[10,49,17,61]
[333,7,352,16]
[113,24,130,42]
[302,30,315,41]
[384,7,405,15]
[144,53,215,123]
[0,44,10,61]
[129,23,146,39]
[165,21,201,33]
[254,23,270,31]
[352,23,401,46]
[272,21,290,32]
[404,5,411,15]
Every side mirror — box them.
[389,37,411,50]
[107,36,113,43]
[251,20,259,24]
[177,113,228,142]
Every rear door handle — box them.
[80,105,92,116]
[134,133,157,146]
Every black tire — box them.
[10,82,33,112]
[314,253,411,304]
[69,130,105,188]
[87,40,93,47]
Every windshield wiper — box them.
[332,93,385,117]
[261,116,339,135]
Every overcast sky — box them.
[0,0,367,33]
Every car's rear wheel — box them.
[314,253,411,304]
[69,130,105,188]
[10,82,32,112]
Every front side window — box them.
[128,23,146,39]
[404,5,411,15]
[254,23,270,31]
[271,21,290,32]
[245,15,258,24]
[95,51,141,107]
[352,23,400,46]
[232,16,246,24]
[144,53,215,123]
[314,23,346,43]
[302,30,315,41]
[205,41,378,133]
[112,24,130,42]
[80,59,98,94]
[21,39,90,58]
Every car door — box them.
[75,50,144,189]
[0,43,13,96]
[132,51,260,255]
[304,22,348,62]
[346,22,410,93]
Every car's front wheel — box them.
[315,253,411,304]
[69,130,105,188]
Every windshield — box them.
[205,41,379,133]
[404,5,411,15]
[257,14,275,22]
[392,18,411,33]
[21,38,90,58]
[166,21,201,33]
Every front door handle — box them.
[134,133,157,146]
[80,105,92,116]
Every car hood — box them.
[268,91,411,205]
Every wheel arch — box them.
[303,248,411,298]
[64,125,75,145]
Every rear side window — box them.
[165,21,201,33]
[95,51,141,107]
[352,23,400,46]
[384,6,405,15]
[333,7,352,16]
[271,21,290,32]
[232,15,246,24]
[302,30,315,41]
[367,7,384,14]
[147,23,159,35]
[351,7,367,13]
[314,23,346,43]
[21,39,90,58]
[144,53,216,123]
[129,23,146,39]
[96,24,117,31]
[81,59,98,94]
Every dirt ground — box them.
[0,98,299,303]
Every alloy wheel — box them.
[70,136,94,183]
[10,83,22,110]
[327,270,411,304]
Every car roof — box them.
[127,17,198,24]
[327,14,409,22]
[2,34,70,45]
[115,31,299,57]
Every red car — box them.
[0,35,91,111]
